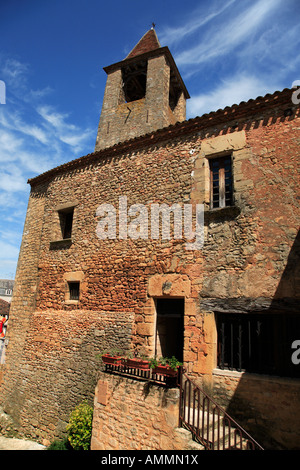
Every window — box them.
[216,313,300,378]
[63,271,84,304]
[50,201,78,248]
[59,207,74,239]
[68,281,80,301]
[155,298,184,361]
[121,62,147,103]
[210,156,233,209]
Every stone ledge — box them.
[204,205,241,223]
[49,239,72,250]
[212,368,300,385]
[200,296,300,314]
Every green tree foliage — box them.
[66,402,93,450]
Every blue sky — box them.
[0,0,299,279]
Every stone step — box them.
[183,407,250,450]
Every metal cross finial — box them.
[151,22,156,29]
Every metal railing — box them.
[103,362,263,450]
[179,371,264,450]
[103,363,180,387]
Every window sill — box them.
[65,299,79,305]
[213,368,245,378]
[204,205,240,223]
[50,238,72,250]
[213,368,300,384]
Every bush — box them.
[47,438,73,450]
[66,402,93,450]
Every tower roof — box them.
[103,30,190,100]
[125,28,161,59]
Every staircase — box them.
[179,371,263,450]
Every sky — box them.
[0,0,299,279]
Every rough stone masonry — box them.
[0,29,299,449]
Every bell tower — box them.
[95,28,190,151]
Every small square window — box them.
[210,156,233,209]
[68,281,80,301]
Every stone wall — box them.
[91,371,203,450]
[95,53,186,151]
[0,94,299,447]
[1,309,133,440]
[0,184,47,435]
[208,370,300,450]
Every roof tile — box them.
[125,29,161,59]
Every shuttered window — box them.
[210,156,233,209]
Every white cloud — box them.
[160,0,299,118]
[0,60,94,188]
[0,164,28,193]
[0,53,95,278]
[0,260,18,279]
[0,110,49,145]
[37,105,93,152]
[159,0,237,47]
[37,105,70,129]
[1,58,29,87]
[0,129,23,157]
[187,73,280,117]
[175,0,283,68]
[0,240,20,258]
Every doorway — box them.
[155,298,184,361]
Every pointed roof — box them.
[125,28,161,59]
[103,29,190,100]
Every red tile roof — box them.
[125,29,161,59]
[28,87,298,186]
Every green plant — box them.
[66,402,93,450]
[158,356,169,366]
[167,356,183,370]
[149,356,182,370]
[96,348,125,363]
[47,438,73,450]
[149,357,159,369]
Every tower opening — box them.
[122,61,147,103]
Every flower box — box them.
[124,358,150,370]
[152,365,179,377]
[102,354,123,366]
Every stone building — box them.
[0,280,14,303]
[0,29,299,449]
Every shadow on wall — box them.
[224,230,300,450]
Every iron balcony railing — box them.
[103,362,181,387]
[179,371,264,450]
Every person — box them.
[0,315,7,338]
